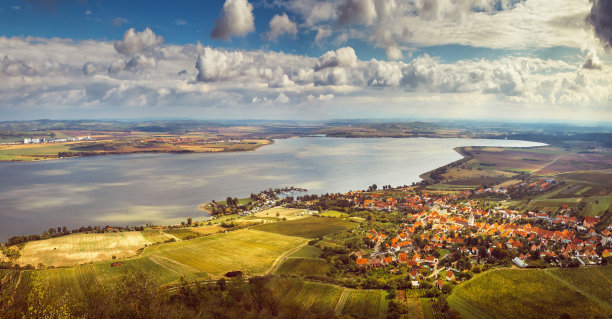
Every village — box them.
[326,188,612,290]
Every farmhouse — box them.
[512,257,529,268]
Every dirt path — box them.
[532,155,563,174]
[265,242,308,275]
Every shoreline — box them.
[0,139,274,163]
[0,137,547,241]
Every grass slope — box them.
[142,228,307,277]
[276,258,331,277]
[18,231,173,267]
[271,278,343,314]
[162,228,200,240]
[341,289,388,319]
[548,266,612,307]
[448,268,611,319]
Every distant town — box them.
[22,135,91,144]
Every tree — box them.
[187,217,193,226]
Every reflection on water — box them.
[0,137,545,240]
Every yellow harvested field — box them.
[177,145,224,152]
[17,231,173,267]
[494,179,522,188]
[444,165,515,179]
[254,207,311,220]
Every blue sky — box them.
[0,0,610,121]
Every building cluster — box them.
[346,192,611,288]
[24,136,90,144]
[136,137,244,144]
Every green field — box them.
[254,216,358,238]
[11,227,308,299]
[420,298,434,319]
[253,207,309,221]
[341,289,388,319]
[548,266,612,307]
[583,196,612,217]
[0,143,73,161]
[276,258,331,277]
[18,231,174,267]
[19,256,210,300]
[271,278,344,314]
[448,268,612,319]
[287,245,323,259]
[141,228,307,277]
[320,210,349,217]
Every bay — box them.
[0,137,545,240]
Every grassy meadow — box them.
[18,231,174,267]
[141,229,307,277]
[448,267,612,319]
[341,289,389,319]
[254,216,358,238]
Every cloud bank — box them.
[587,0,612,49]
[1,30,610,121]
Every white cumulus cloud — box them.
[114,28,164,56]
[267,13,299,41]
[211,0,255,40]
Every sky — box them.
[0,0,611,122]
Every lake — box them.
[0,137,545,240]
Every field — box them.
[275,258,331,277]
[0,130,272,162]
[420,298,434,319]
[0,143,74,161]
[270,278,344,314]
[548,266,612,306]
[536,152,612,174]
[17,231,174,267]
[273,282,390,319]
[287,245,323,259]
[20,256,211,298]
[526,169,612,216]
[320,210,349,217]
[253,207,311,220]
[448,268,612,319]
[190,225,225,235]
[340,289,388,319]
[141,228,307,277]
[162,228,200,240]
[254,216,358,238]
[13,227,309,298]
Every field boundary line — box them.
[162,232,181,242]
[543,269,611,310]
[149,255,202,275]
[334,289,348,315]
[265,242,308,275]
[7,271,23,308]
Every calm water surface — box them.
[0,137,545,240]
